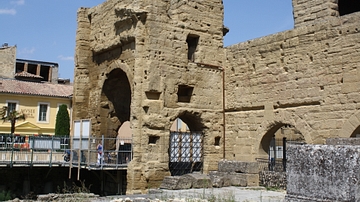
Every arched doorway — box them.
[100,68,131,150]
[168,114,203,176]
[259,123,305,171]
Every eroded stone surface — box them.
[73,0,360,194]
[286,144,360,201]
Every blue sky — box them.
[0,0,294,81]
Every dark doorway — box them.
[100,69,131,147]
[259,123,305,172]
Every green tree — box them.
[0,106,26,135]
[55,104,70,136]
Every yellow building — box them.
[0,76,72,136]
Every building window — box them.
[38,103,49,122]
[338,0,360,16]
[177,85,194,103]
[186,34,199,62]
[6,100,19,115]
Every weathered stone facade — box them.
[74,0,224,194]
[0,45,16,79]
[73,0,360,194]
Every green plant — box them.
[266,186,281,191]
[57,180,92,194]
[1,106,26,135]
[55,104,70,136]
[0,190,12,201]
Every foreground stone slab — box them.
[286,144,360,201]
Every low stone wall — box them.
[259,171,286,189]
[285,144,360,201]
[160,160,260,190]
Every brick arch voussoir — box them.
[255,110,314,151]
[339,110,360,138]
[102,60,134,95]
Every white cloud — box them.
[58,55,74,61]
[0,8,16,15]
[11,0,25,6]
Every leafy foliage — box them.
[1,106,26,134]
[0,190,13,201]
[55,104,70,136]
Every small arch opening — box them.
[169,114,204,176]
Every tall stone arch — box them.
[98,61,133,140]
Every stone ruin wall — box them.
[74,0,225,194]
[0,45,16,79]
[73,0,360,194]
[224,8,360,162]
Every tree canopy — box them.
[55,104,70,136]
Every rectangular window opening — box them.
[38,103,49,122]
[186,35,199,62]
[177,85,194,103]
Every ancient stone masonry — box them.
[0,45,16,79]
[74,0,225,194]
[224,2,360,162]
[74,0,360,194]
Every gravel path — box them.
[91,187,286,202]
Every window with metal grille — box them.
[169,131,203,176]
[38,103,48,122]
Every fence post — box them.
[49,136,54,167]
[283,137,286,172]
[269,136,276,171]
[10,134,14,168]
[30,135,34,167]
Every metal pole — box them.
[222,67,226,159]
[10,134,14,168]
[283,137,286,172]
[49,135,53,167]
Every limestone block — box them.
[159,176,186,190]
[326,138,360,145]
[230,173,259,187]
[218,160,259,174]
[185,173,212,189]
[286,144,360,201]
[208,171,224,188]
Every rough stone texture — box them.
[74,0,224,194]
[259,171,286,189]
[326,137,360,145]
[218,160,259,174]
[0,45,16,79]
[74,0,360,194]
[160,173,211,190]
[224,5,360,162]
[286,144,360,201]
[209,160,260,188]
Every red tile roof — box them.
[14,71,43,79]
[0,78,73,98]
